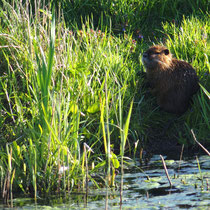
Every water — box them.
[1,155,209,209]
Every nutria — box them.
[142,45,199,114]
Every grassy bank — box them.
[0,0,209,200]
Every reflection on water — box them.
[1,155,209,209]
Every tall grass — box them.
[0,0,138,197]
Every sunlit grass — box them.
[0,0,138,198]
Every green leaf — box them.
[200,84,210,99]
[121,99,134,155]
[111,152,120,169]
[70,104,78,114]
[92,160,106,172]
[87,102,100,114]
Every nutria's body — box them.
[142,45,199,114]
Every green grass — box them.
[0,0,209,199]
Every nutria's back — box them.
[142,45,199,114]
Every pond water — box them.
[1,155,209,209]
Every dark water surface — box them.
[1,155,209,209]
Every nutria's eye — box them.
[163,49,169,55]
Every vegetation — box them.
[0,0,209,201]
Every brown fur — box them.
[142,45,199,114]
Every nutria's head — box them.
[142,45,172,71]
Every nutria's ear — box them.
[164,49,170,55]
